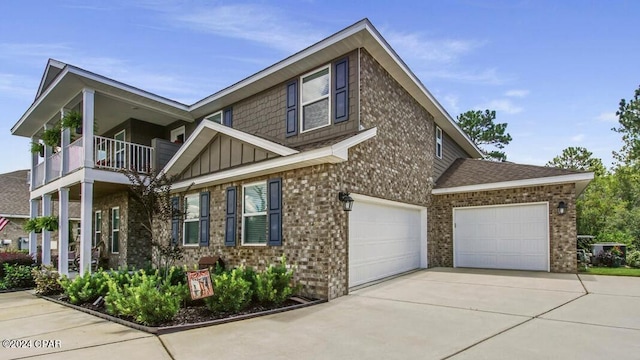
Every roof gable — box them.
[162,120,298,178]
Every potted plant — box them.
[41,125,61,149]
[37,216,59,232]
[23,218,42,233]
[61,110,83,135]
[30,142,44,157]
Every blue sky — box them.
[1,0,638,174]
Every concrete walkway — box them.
[1,268,639,359]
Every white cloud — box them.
[476,99,523,114]
[596,112,618,123]
[386,31,483,64]
[0,43,71,60]
[570,134,585,142]
[0,73,38,99]
[419,68,510,85]
[505,89,529,98]
[440,94,460,114]
[171,4,324,53]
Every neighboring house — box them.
[0,169,80,253]
[10,19,592,299]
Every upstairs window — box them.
[435,126,443,159]
[205,111,223,124]
[300,66,331,132]
[170,126,185,144]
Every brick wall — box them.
[430,184,578,273]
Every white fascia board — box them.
[350,193,426,210]
[36,59,66,99]
[190,20,369,111]
[204,121,298,156]
[171,127,377,191]
[29,168,131,200]
[0,214,30,219]
[432,172,595,195]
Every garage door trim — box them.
[349,194,428,287]
[452,201,550,272]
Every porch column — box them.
[60,108,70,176]
[58,188,70,276]
[82,89,95,169]
[43,124,52,184]
[41,194,52,266]
[28,199,39,258]
[79,180,94,273]
[30,136,38,191]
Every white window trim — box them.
[299,65,331,134]
[435,126,443,159]
[183,194,200,247]
[241,181,268,246]
[170,126,186,143]
[204,110,223,124]
[94,210,101,248]
[111,207,119,254]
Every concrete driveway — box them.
[1,268,639,360]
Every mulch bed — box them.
[41,294,325,334]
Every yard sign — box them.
[187,269,214,300]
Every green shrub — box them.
[60,270,109,304]
[31,265,63,295]
[627,251,640,268]
[254,256,296,305]
[204,267,252,313]
[0,251,35,277]
[1,263,35,289]
[104,269,186,326]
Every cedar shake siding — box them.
[228,51,360,149]
[434,131,471,180]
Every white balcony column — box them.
[60,108,71,176]
[82,89,95,169]
[28,199,40,258]
[30,136,38,191]
[43,124,52,184]
[58,188,70,276]
[41,194,52,266]
[79,180,94,273]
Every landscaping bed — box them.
[31,256,323,334]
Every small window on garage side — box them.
[170,126,185,144]
[183,194,199,246]
[242,182,268,245]
[435,126,443,159]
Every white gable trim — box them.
[171,127,377,191]
[161,120,299,178]
[432,172,594,195]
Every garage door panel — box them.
[349,199,423,287]
[454,203,549,271]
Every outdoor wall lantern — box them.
[338,191,354,212]
[557,201,567,215]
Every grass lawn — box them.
[580,266,640,277]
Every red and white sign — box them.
[186,269,214,300]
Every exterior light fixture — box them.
[338,191,354,212]
[557,201,567,215]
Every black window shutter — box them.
[225,187,237,246]
[199,191,210,247]
[333,57,349,123]
[285,80,298,137]
[223,108,233,127]
[171,196,180,246]
[267,178,282,246]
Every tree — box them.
[613,84,640,166]
[456,109,512,161]
[123,169,191,271]
[545,146,606,176]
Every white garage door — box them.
[454,203,549,271]
[349,196,424,287]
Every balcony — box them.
[32,136,155,189]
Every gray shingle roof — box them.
[0,169,81,218]
[434,158,584,189]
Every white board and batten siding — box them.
[453,202,550,272]
[348,194,427,288]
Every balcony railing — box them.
[94,135,154,173]
[31,136,155,189]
